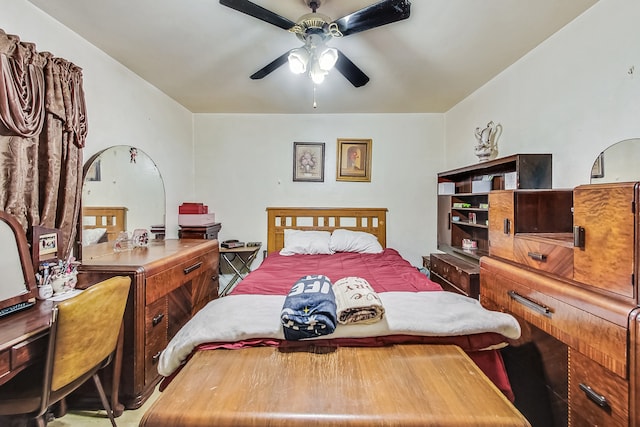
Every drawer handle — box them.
[152,351,162,365]
[503,218,510,235]
[152,313,164,326]
[579,383,611,411]
[183,261,203,275]
[508,290,552,317]
[527,252,547,262]
[573,225,585,248]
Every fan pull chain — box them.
[313,85,317,108]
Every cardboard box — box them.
[438,182,455,195]
[178,213,216,226]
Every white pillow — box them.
[279,229,333,256]
[329,229,383,254]
[82,228,107,246]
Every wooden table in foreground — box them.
[140,344,530,427]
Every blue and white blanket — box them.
[281,275,337,340]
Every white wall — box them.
[193,114,444,266]
[445,0,640,189]
[1,0,194,238]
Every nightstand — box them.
[219,244,261,296]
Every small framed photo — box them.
[32,225,61,267]
[336,138,372,182]
[293,142,325,182]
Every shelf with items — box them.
[434,154,553,294]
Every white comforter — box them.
[158,291,521,377]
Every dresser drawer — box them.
[481,264,628,378]
[430,253,479,298]
[146,251,217,304]
[569,349,628,427]
[513,235,573,279]
[145,297,168,385]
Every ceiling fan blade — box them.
[334,50,369,87]
[219,0,296,30]
[333,0,411,37]
[250,52,290,80]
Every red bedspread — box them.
[162,248,515,401]
[231,248,442,295]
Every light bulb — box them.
[310,61,326,84]
[288,48,309,74]
[318,47,338,71]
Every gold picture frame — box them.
[336,138,372,182]
[293,142,325,182]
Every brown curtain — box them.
[0,29,87,258]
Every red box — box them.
[179,203,208,214]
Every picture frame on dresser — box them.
[31,225,62,268]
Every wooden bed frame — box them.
[266,207,387,254]
[82,206,127,242]
[138,207,529,427]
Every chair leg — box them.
[92,374,117,427]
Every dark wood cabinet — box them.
[430,253,479,298]
[481,181,640,426]
[77,239,219,409]
[433,154,552,297]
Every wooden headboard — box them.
[266,207,387,254]
[82,206,127,242]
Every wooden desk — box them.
[0,294,125,416]
[140,344,530,427]
[0,300,52,387]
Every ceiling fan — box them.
[219,0,411,87]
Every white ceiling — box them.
[27,0,598,114]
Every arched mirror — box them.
[81,146,165,249]
[590,138,640,184]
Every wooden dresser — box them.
[481,182,640,426]
[77,239,220,409]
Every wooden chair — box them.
[0,276,131,427]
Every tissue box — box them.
[178,213,216,226]
[471,180,492,193]
[438,182,455,195]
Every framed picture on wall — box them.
[336,138,372,182]
[293,142,325,182]
[591,152,604,178]
[86,159,101,181]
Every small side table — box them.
[219,244,261,296]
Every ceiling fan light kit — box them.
[220,0,411,91]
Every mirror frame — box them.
[78,146,166,258]
[0,211,37,317]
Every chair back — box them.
[49,276,130,391]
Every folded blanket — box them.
[333,277,384,324]
[281,275,337,340]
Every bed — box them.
[140,207,528,427]
[81,206,127,245]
